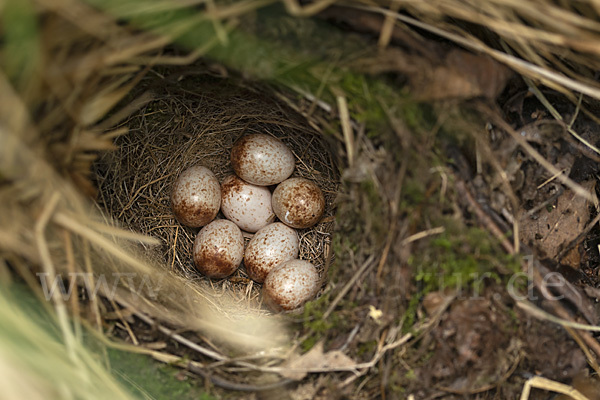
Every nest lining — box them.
[95,70,339,308]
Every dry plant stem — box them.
[455,180,514,254]
[520,376,589,400]
[282,0,337,16]
[564,326,600,377]
[353,5,600,100]
[378,0,401,49]
[53,212,152,273]
[122,290,412,378]
[400,227,445,245]
[323,254,376,320]
[186,363,293,392]
[35,193,79,365]
[62,229,83,341]
[337,95,355,168]
[339,333,413,387]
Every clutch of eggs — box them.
[169,139,322,311]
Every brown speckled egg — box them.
[193,220,244,278]
[244,223,299,283]
[231,134,295,186]
[272,178,325,229]
[263,259,320,312]
[171,165,220,228]
[221,175,275,233]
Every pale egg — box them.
[193,219,244,278]
[244,223,299,283]
[262,259,320,312]
[171,165,220,228]
[230,134,295,186]
[272,177,325,229]
[221,175,275,233]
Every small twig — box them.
[525,187,564,217]
[454,179,515,254]
[187,363,293,392]
[401,227,445,245]
[323,254,376,319]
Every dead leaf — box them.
[353,47,512,100]
[280,341,356,380]
[518,180,594,268]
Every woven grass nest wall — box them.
[5,0,600,399]
[95,72,338,304]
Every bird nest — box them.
[94,68,340,310]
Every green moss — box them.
[106,349,215,400]
[414,225,519,295]
[357,340,377,357]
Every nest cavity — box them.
[94,69,339,303]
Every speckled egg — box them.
[221,175,275,233]
[171,165,220,228]
[244,223,299,283]
[193,220,244,278]
[272,178,325,229]
[262,259,320,312]
[230,134,295,186]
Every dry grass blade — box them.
[351,3,600,100]
[517,301,600,333]
[520,376,590,400]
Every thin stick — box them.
[337,95,355,168]
[323,254,376,319]
[401,227,445,245]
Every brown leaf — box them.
[415,49,513,100]
[518,180,594,267]
[280,341,356,380]
[354,47,512,100]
